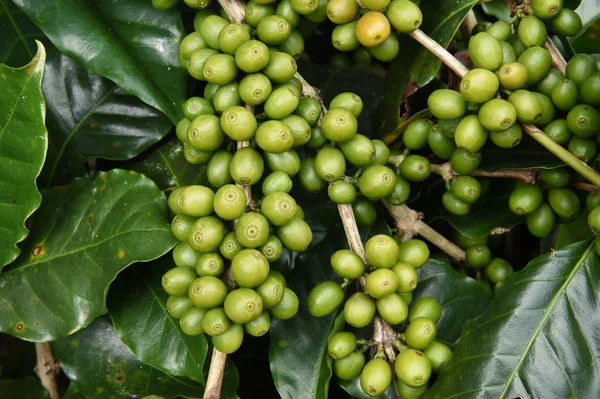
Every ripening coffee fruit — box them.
[376,292,409,325]
[423,341,453,372]
[459,69,499,103]
[179,307,207,336]
[344,292,376,328]
[214,184,247,221]
[366,269,400,299]
[224,288,264,324]
[508,184,544,215]
[405,317,437,350]
[333,351,366,380]
[360,358,392,397]
[359,165,397,200]
[395,349,432,388]
[331,249,365,279]
[269,288,299,320]
[307,280,345,317]
[162,267,197,297]
[231,249,270,288]
[386,0,422,33]
[392,262,418,293]
[408,297,442,323]
[398,239,430,269]
[277,217,313,251]
[188,276,228,308]
[365,234,400,269]
[328,331,357,360]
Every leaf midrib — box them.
[498,243,595,398]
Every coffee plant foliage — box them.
[1,0,600,398]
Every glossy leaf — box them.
[480,0,511,21]
[40,51,173,187]
[13,0,187,123]
[377,0,477,134]
[127,137,208,190]
[480,137,562,171]
[413,258,491,343]
[339,378,396,399]
[425,180,522,239]
[0,0,46,67]
[0,42,47,270]
[0,169,176,342]
[108,259,208,385]
[570,16,600,54]
[269,227,347,398]
[540,211,593,254]
[62,383,86,399]
[424,240,600,398]
[0,376,50,399]
[54,318,202,399]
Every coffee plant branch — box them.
[408,27,600,188]
[35,343,61,399]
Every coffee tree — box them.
[1,0,600,397]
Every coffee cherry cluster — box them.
[163,184,302,353]
[327,0,422,63]
[305,234,450,396]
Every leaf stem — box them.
[35,343,61,399]
[384,203,466,262]
[410,28,600,188]
[544,39,567,75]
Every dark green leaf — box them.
[62,383,86,399]
[0,169,176,342]
[108,258,208,385]
[424,240,600,399]
[570,16,600,54]
[127,137,207,191]
[377,0,478,134]
[0,376,50,399]
[54,318,202,399]
[40,50,173,187]
[339,377,396,399]
[0,0,47,67]
[480,0,511,21]
[425,180,522,239]
[480,136,562,171]
[540,211,594,254]
[269,227,347,398]
[13,0,187,123]
[0,42,47,270]
[413,258,491,343]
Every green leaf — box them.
[377,0,478,134]
[480,0,511,21]
[424,240,600,399]
[425,180,522,239]
[413,258,491,344]
[269,228,347,399]
[480,136,562,171]
[570,16,600,54]
[0,42,47,270]
[108,258,208,385]
[540,211,594,254]
[0,0,47,67]
[0,169,177,342]
[0,376,50,399]
[127,137,208,190]
[62,383,86,399]
[13,0,187,123]
[54,318,202,399]
[40,50,173,187]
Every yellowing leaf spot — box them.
[112,141,120,147]
[16,323,24,331]
[96,387,105,394]
[100,172,107,180]
[132,36,139,43]
[589,33,598,39]
[278,340,287,348]
[1,73,6,79]
[92,199,97,205]
[118,250,125,259]
[100,184,107,191]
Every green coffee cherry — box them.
[352,198,377,226]
[183,97,214,122]
[187,114,224,151]
[331,249,365,279]
[377,292,409,325]
[176,185,214,217]
[526,202,556,238]
[469,32,503,71]
[239,73,272,105]
[365,139,391,167]
[236,212,270,248]
[206,151,232,188]
[478,99,517,131]
[405,317,437,350]
[195,252,225,277]
[213,81,243,113]
[428,125,457,159]
[204,82,219,103]
[533,92,556,127]
[531,0,563,19]
[328,331,357,360]
[188,276,228,308]
[231,249,270,288]
[543,119,572,145]
[176,119,190,143]
[168,187,185,215]
[262,171,293,196]
[366,269,400,299]
[334,351,366,380]
[259,234,284,263]
[386,0,422,33]
[230,147,264,186]
[294,97,322,127]
[307,280,345,317]
[365,234,400,269]
[587,191,600,212]
[455,115,489,152]
[153,0,181,10]
[395,349,432,388]
[509,184,544,215]
[257,15,292,45]
[198,15,228,51]
[172,242,200,269]
[341,134,376,166]
[213,184,246,221]
[314,147,346,182]
[451,176,481,203]
[396,380,428,399]
[518,15,547,48]
[452,149,482,175]
[566,54,596,86]
[218,24,251,55]
[552,8,583,37]
[328,180,357,204]
[369,32,400,62]
[423,341,453,372]
[162,267,197,297]
[358,165,397,200]
[443,192,471,216]
[326,0,358,24]
[508,90,543,124]
[329,92,363,118]
[518,46,552,84]
[344,292,376,328]
[460,69,499,103]
[278,30,305,59]
[223,288,263,324]
[188,216,225,252]
[245,1,275,28]
[171,213,196,242]
[535,68,563,97]
[281,115,311,147]
[498,62,529,90]
[299,156,327,193]
[548,188,581,219]
[500,41,517,64]
[392,262,418,293]
[264,149,302,176]
[485,258,513,284]
[277,217,313,251]
[261,192,298,226]
[589,206,600,235]
[568,136,597,162]
[486,20,512,41]
[236,40,270,73]
[403,119,432,150]
[179,306,207,336]
[567,104,600,138]
[398,239,430,269]
[321,107,358,142]
[212,323,244,354]
[203,53,238,85]
[580,73,600,106]
[269,288,299,319]
[385,176,411,206]
[202,307,231,336]
[220,231,243,260]
[221,106,257,141]
[255,120,294,154]
[490,124,522,149]
[399,155,430,183]
[361,358,392,397]
[465,245,492,269]
[408,297,442,323]
[187,48,219,80]
[428,89,467,120]
[551,79,578,111]
[245,310,271,337]
[256,271,286,309]
[265,87,300,120]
